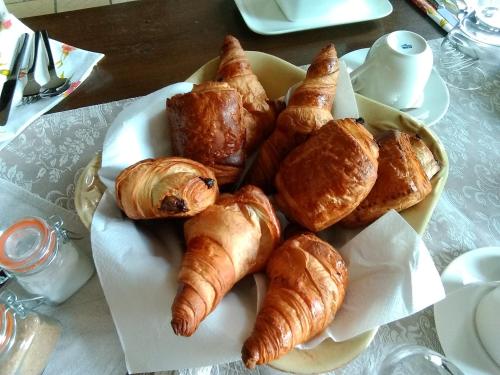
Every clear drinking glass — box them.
[437,0,500,90]
[375,345,464,375]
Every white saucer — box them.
[234,0,393,35]
[434,282,500,375]
[434,247,500,375]
[441,247,500,293]
[341,48,450,126]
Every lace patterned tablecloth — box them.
[0,39,499,375]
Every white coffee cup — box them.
[350,30,433,110]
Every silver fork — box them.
[40,30,69,94]
[21,79,71,104]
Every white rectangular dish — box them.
[234,0,393,35]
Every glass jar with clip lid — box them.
[0,216,94,304]
[0,290,61,375]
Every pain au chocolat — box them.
[115,156,218,219]
[341,130,434,227]
[166,81,246,185]
[275,118,379,232]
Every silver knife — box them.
[0,33,30,126]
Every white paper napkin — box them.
[0,13,104,151]
[92,201,445,372]
[326,211,445,342]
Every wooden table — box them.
[21,0,445,113]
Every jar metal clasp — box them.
[0,289,46,317]
[0,270,12,285]
[47,215,84,243]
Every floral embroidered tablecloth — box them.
[0,38,499,375]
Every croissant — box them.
[216,35,276,153]
[242,232,348,368]
[171,185,281,336]
[115,157,218,219]
[341,130,432,227]
[166,81,246,185]
[247,43,340,191]
[275,118,379,232]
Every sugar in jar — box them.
[0,216,94,304]
[0,299,61,374]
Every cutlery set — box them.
[0,30,70,126]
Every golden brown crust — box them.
[274,118,379,232]
[246,44,339,192]
[216,35,276,152]
[171,185,281,336]
[242,233,348,368]
[166,81,245,185]
[341,130,432,227]
[115,157,218,219]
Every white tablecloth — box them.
[0,38,499,374]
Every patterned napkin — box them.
[0,11,104,151]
